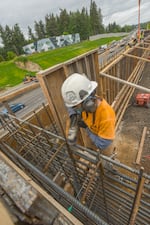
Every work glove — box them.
[67,126,78,145]
[67,114,78,145]
[78,120,87,129]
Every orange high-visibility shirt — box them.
[82,99,116,140]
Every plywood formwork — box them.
[37,49,100,149]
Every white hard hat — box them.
[61,73,98,107]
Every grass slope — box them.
[0,61,28,90]
[0,37,122,90]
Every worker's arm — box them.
[66,107,79,145]
[67,107,77,117]
[86,128,112,150]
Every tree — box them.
[79,7,90,40]
[28,26,36,42]
[147,22,150,30]
[106,22,121,33]
[12,24,26,55]
[58,9,70,34]
[90,0,104,35]
[45,13,59,37]
[0,24,26,57]
[98,8,105,33]
[34,20,46,39]
[0,25,13,52]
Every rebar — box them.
[1,143,109,225]
[1,115,150,225]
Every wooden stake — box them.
[136,127,147,165]
[129,167,145,225]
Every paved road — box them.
[0,87,47,118]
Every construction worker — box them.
[61,73,116,153]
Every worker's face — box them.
[82,96,97,113]
[73,96,97,113]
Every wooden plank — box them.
[38,67,67,136]
[123,53,150,62]
[136,127,147,165]
[100,72,150,93]
[134,46,150,51]
[84,56,91,75]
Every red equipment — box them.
[135,93,150,108]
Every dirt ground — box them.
[114,62,150,174]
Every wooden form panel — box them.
[38,66,67,137]
[37,50,99,148]
[64,49,99,80]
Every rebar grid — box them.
[0,115,150,225]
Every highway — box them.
[0,87,47,118]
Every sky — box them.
[0,0,150,36]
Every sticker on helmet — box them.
[66,91,77,103]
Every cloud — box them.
[0,0,149,34]
[102,0,150,26]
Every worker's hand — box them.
[67,126,78,145]
[78,120,87,129]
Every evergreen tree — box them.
[28,26,36,42]
[45,13,59,37]
[58,9,70,34]
[34,20,45,39]
[80,7,90,40]
[68,11,78,34]
[0,25,13,52]
[90,0,103,35]
[12,24,26,55]
[0,1,133,58]
[0,24,26,57]
[106,22,121,33]
[98,8,105,33]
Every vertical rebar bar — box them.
[128,167,145,225]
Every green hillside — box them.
[0,36,122,90]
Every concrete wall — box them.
[89,32,129,41]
